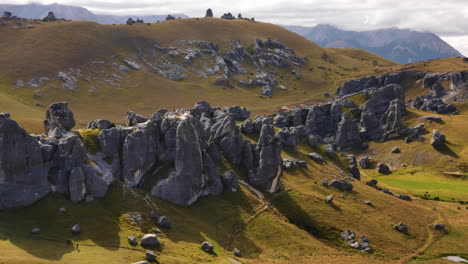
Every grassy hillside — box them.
[0,18,397,133]
[0,133,456,264]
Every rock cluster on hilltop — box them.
[205,8,213,18]
[42,11,57,22]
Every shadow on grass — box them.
[433,142,459,158]
[270,191,340,241]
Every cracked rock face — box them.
[334,114,362,150]
[249,124,283,192]
[0,113,50,209]
[152,117,222,206]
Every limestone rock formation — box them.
[152,117,222,206]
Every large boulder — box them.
[44,102,76,134]
[376,163,391,174]
[330,179,353,191]
[430,130,446,148]
[334,114,362,150]
[141,234,159,248]
[0,113,50,209]
[249,124,282,192]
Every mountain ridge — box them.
[283,24,464,64]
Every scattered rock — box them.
[128,236,138,246]
[234,248,242,257]
[363,200,373,206]
[145,250,158,261]
[307,152,325,164]
[376,163,391,174]
[71,224,81,234]
[433,223,445,230]
[156,216,172,229]
[322,180,328,187]
[391,147,400,153]
[222,171,239,192]
[394,222,409,233]
[430,130,446,148]
[201,241,214,253]
[141,234,159,248]
[326,195,333,204]
[418,116,442,122]
[330,180,353,191]
[398,194,412,201]
[31,228,41,235]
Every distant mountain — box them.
[0,3,188,24]
[283,24,464,64]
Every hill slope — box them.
[0,17,397,133]
[284,24,464,64]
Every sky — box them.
[3,0,468,55]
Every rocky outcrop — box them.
[205,8,213,18]
[221,13,235,20]
[0,113,50,209]
[44,102,76,134]
[249,124,282,192]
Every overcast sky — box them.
[4,0,468,55]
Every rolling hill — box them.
[284,24,464,64]
[0,17,398,133]
[0,15,467,264]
